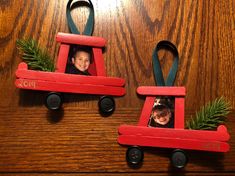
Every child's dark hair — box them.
[73,45,93,63]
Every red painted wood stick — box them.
[56,32,106,47]
[118,125,230,142]
[16,65,125,87]
[118,135,230,152]
[15,78,126,96]
[137,86,186,96]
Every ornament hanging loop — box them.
[152,41,179,86]
[66,0,94,36]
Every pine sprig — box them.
[16,39,55,72]
[186,97,231,130]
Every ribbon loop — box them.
[152,40,179,86]
[66,0,94,36]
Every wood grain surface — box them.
[0,0,235,175]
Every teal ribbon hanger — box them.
[66,0,94,35]
[152,41,179,86]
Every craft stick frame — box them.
[55,32,106,76]
[137,86,186,128]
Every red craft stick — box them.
[17,62,28,70]
[55,44,70,73]
[92,48,106,76]
[174,97,185,129]
[88,56,97,76]
[118,125,230,142]
[118,135,230,152]
[15,78,126,96]
[137,86,186,96]
[138,96,156,126]
[16,66,125,87]
[56,32,106,47]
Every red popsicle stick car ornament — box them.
[117,41,230,168]
[118,86,230,168]
[15,0,125,114]
[15,33,125,113]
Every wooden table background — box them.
[0,0,235,175]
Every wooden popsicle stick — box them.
[16,67,125,87]
[56,32,106,47]
[92,48,106,76]
[55,44,70,73]
[137,96,156,126]
[137,86,186,96]
[118,125,230,142]
[118,135,230,152]
[15,78,126,96]
[174,97,185,129]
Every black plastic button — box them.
[126,146,144,165]
[45,92,63,110]
[98,96,115,114]
[171,149,188,169]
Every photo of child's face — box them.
[148,97,174,128]
[72,51,90,72]
[152,105,171,125]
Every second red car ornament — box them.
[117,41,230,168]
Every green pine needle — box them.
[16,39,55,72]
[186,97,231,130]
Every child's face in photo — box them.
[72,51,90,72]
[152,106,171,125]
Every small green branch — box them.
[16,39,55,72]
[186,97,231,130]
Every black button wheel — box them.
[98,96,115,115]
[171,149,188,169]
[45,92,63,110]
[126,146,144,165]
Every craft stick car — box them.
[118,86,230,168]
[15,33,125,113]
